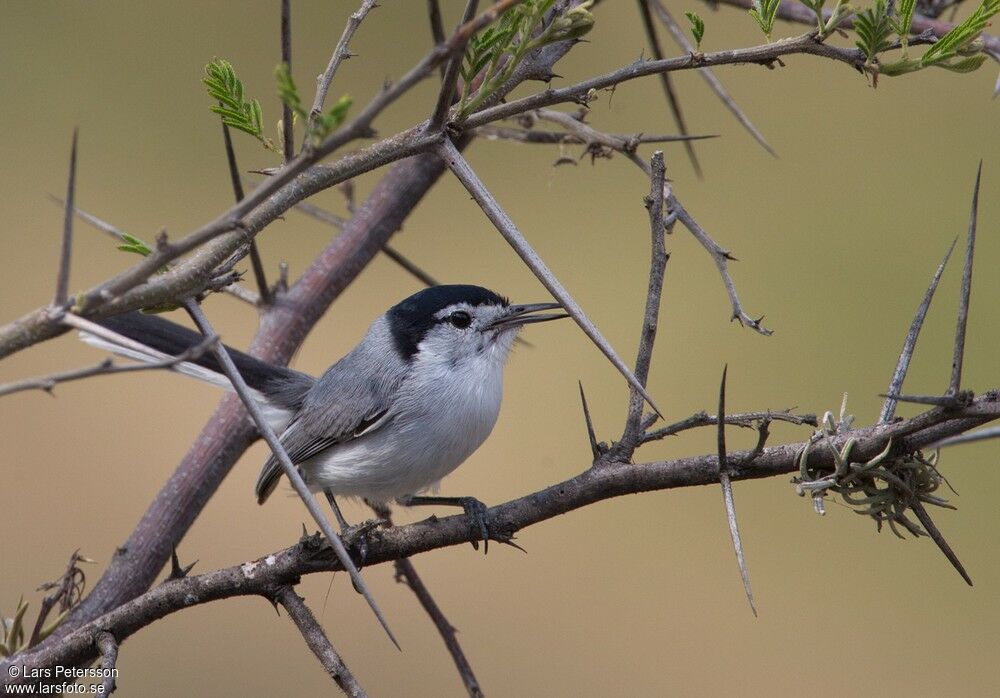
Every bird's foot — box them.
[340,518,385,569]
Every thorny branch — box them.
[274,586,367,697]
[646,0,775,156]
[308,0,379,140]
[709,0,1000,64]
[620,150,668,452]
[535,107,769,334]
[0,334,218,399]
[6,386,998,681]
[394,559,483,698]
[0,26,956,361]
[382,500,482,698]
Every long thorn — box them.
[930,425,1000,450]
[910,499,973,586]
[717,365,757,616]
[54,128,78,308]
[880,238,957,424]
[578,381,601,461]
[948,162,981,396]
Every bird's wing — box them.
[254,333,405,503]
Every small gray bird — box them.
[84,285,566,532]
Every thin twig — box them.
[879,238,957,424]
[0,335,218,399]
[436,137,663,416]
[473,123,715,145]
[94,632,118,696]
[181,299,398,649]
[221,121,270,304]
[528,110,768,336]
[948,162,981,396]
[716,365,757,616]
[395,559,483,698]
[708,0,1000,66]
[53,129,78,308]
[281,0,294,161]
[461,33,874,131]
[622,150,668,450]
[308,0,379,138]
[28,551,90,648]
[643,409,816,443]
[274,585,367,697]
[289,197,441,286]
[667,195,772,335]
[429,1,480,130]
[636,0,702,175]
[649,0,775,156]
[533,108,712,155]
[48,196,260,306]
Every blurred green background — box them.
[2,1,999,695]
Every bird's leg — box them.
[324,489,377,571]
[324,489,351,530]
[397,495,492,553]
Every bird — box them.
[82,284,567,541]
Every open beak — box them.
[487,302,569,331]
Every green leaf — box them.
[459,0,595,118]
[116,232,152,257]
[685,11,705,49]
[313,94,353,142]
[921,0,1000,66]
[204,58,267,144]
[891,0,917,39]
[933,53,990,72]
[748,0,781,40]
[855,0,894,64]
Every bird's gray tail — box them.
[80,311,314,413]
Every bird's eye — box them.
[448,311,472,328]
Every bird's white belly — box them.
[301,352,504,503]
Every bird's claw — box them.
[339,518,385,571]
[456,497,491,553]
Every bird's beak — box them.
[486,302,569,330]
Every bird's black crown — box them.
[387,285,508,359]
